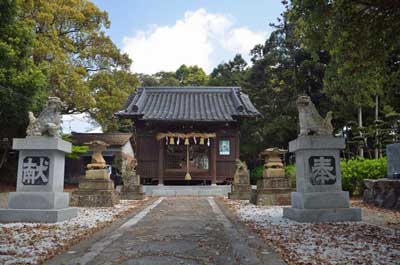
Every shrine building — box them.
[116,87,260,185]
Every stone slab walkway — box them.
[48,197,284,265]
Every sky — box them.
[62,0,285,133]
[91,0,285,74]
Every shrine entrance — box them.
[157,133,215,185]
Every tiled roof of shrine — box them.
[116,87,260,122]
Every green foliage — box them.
[341,158,387,196]
[175,65,209,86]
[208,54,248,86]
[0,0,46,139]
[283,159,386,196]
[137,65,208,87]
[21,0,132,114]
[249,164,296,189]
[238,12,330,160]
[250,164,263,184]
[62,134,89,160]
[288,0,400,134]
[88,70,139,132]
[284,164,296,189]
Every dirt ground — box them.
[351,200,400,229]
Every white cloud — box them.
[122,8,265,74]
[222,27,265,55]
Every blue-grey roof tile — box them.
[116,86,260,122]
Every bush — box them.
[341,158,387,196]
[250,164,263,184]
[281,158,387,196]
[285,164,296,189]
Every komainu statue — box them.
[233,160,250,185]
[26,97,63,137]
[296,95,333,136]
[229,159,251,200]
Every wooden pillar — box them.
[158,139,164,185]
[211,138,217,185]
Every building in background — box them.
[116,87,260,185]
[65,132,134,184]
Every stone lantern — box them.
[71,140,119,207]
[252,148,291,205]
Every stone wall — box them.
[363,179,400,210]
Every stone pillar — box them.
[0,136,78,223]
[228,160,252,200]
[252,148,291,205]
[282,136,361,223]
[387,143,400,179]
[71,141,119,207]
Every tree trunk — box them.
[358,106,364,158]
[374,95,379,159]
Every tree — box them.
[208,54,248,86]
[154,71,180,86]
[88,70,139,132]
[175,65,209,86]
[21,0,132,113]
[0,0,45,183]
[137,66,207,87]
[288,0,400,156]
[239,11,330,161]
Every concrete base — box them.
[121,185,145,200]
[121,192,145,200]
[252,191,291,206]
[291,191,350,209]
[0,207,78,223]
[229,184,252,200]
[283,207,362,223]
[228,192,251,200]
[8,191,70,209]
[71,190,119,207]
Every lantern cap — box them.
[260,147,287,157]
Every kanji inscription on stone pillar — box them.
[309,156,336,185]
[22,156,50,185]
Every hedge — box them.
[251,158,387,196]
[341,158,387,196]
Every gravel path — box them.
[49,197,284,265]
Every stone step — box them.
[143,185,235,196]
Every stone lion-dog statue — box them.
[296,95,333,136]
[233,160,250,185]
[26,97,63,137]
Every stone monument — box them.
[71,141,119,207]
[252,148,291,205]
[362,143,400,209]
[228,160,252,200]
[0,97,78,223]
[283,95,361,223]
[121,158,144,200]
[387,143,400,179]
